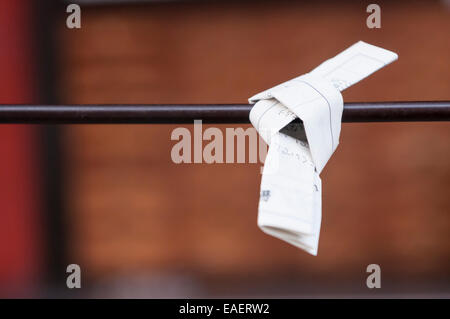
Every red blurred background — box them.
[0,0,42,296]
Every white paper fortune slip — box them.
[249,41,398,255]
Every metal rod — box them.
[0,101,449,124]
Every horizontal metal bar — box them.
[0,101,449,124]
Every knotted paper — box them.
[249,41,398,255]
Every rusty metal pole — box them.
[0,101,449,124]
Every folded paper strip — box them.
[249,41,398,255]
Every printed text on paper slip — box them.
[249,41,398,255]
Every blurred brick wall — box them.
[58,0,449,288]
